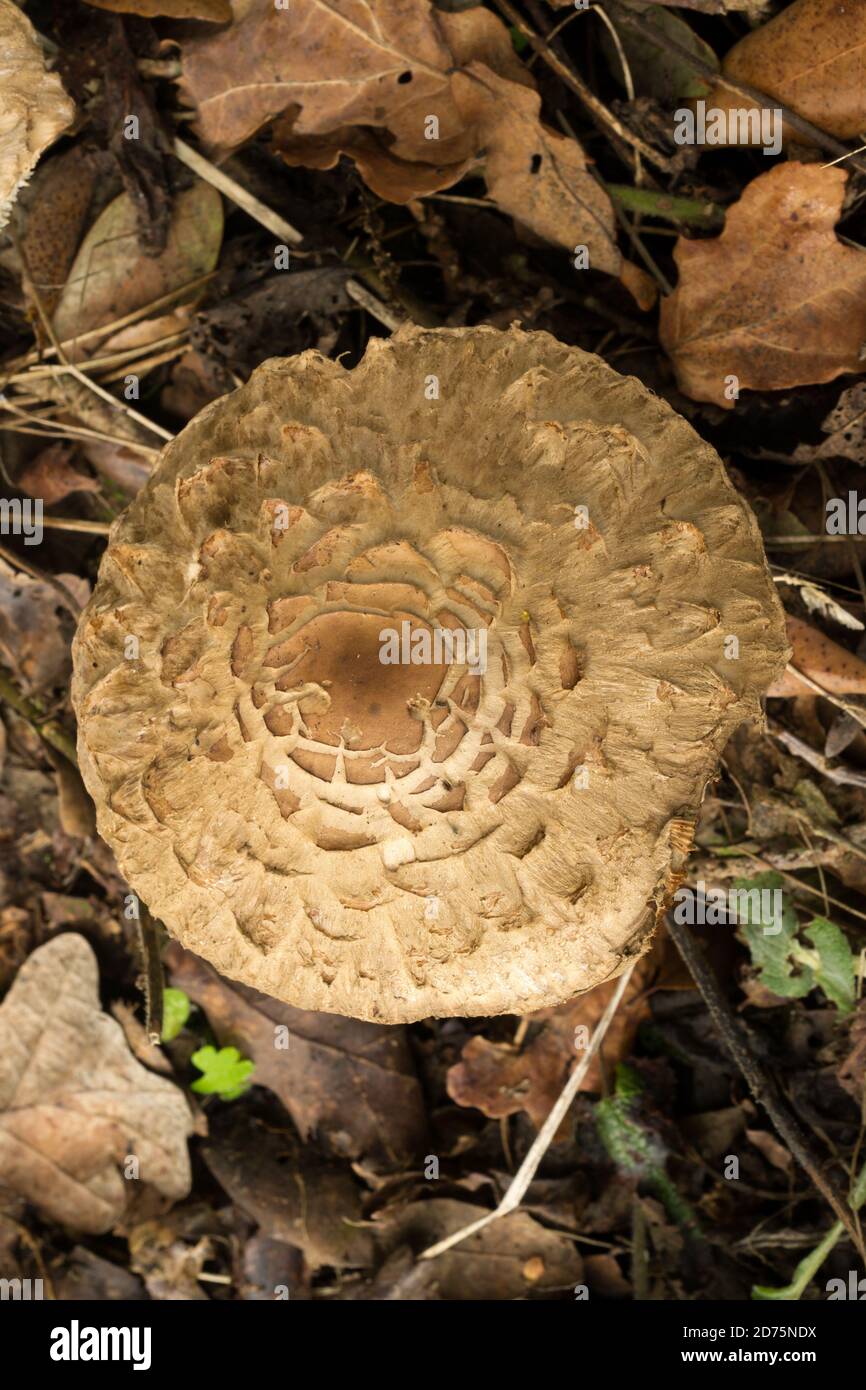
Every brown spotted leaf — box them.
[767,614,866,697]
[178,0,621,270]
[0,935,193,1234]
[660,162,866,408]
[706,0,866,143]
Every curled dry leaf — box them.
[767,614,866,698]
[0,934,193,1234]
[705,0,866,143]
[178,0,620,270]
[52,181,223,350]
[17,444,101,507]
[0,0,75,229]
[660,163,866,408]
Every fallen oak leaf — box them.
[767,614,866,697]
[0,934,193,1234]
[659,162,866,408]
[178,0,621,271]
[704,0,866,145]
[0,0,75,229]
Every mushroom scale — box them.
[72,325,789,1022]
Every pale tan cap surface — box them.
[72,326,789,1022]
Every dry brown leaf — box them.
[660,162,866,408]
[446,936,679,1135]
[0,559,89,696]
[767,614,866,697]
[84,0,231,17]
[178,0,620,269]
[17,444,101,506]
[0,0,75,229]
[167,944,427,1168]
[0,934,193,1234]
[706,0,866,143]
[53,182,223,349]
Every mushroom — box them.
[72,325,788,1022]
[0,0,75,229]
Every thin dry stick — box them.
[18,233,175,446]
[664,913,864,1254]
[489,0,676,176]
[3,274,215,376]
[38,517,112,535]
[420,958,638,1260]
[173,138,405,332]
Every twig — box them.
[136,905,165,1046]
[664,912,864,1253]
[173,138,406,332]
[0,664,78,764]
[419,958,639,1260]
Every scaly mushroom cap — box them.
[0,0,75,229]
[72,325,788,1022]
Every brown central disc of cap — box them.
[276,611,450,753]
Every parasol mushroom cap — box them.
[72,325,788,1022]
[0,0,75,229]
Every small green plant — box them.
[596,1064,702,1241]
[734,872,856,1014]
[161,987,191,1042]
[190,1045,254,1101]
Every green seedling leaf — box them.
[190,1045,254,1101]
[161,987,191,1042]
[734,873,811,1000]
[802,917,856,1014]
[595,1066,702,1239]
[734,873,855,1011]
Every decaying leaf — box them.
[446,935,681,1135]
[0,559,89,697]
[767,614,866,697]
[52,181,223,350]
[0,0,75,228]
[660,163,866,408]
[705,0,866,143]
[0,934,193,1234]
[203,1105,374,1269]
[368,1198,582,1300]
[167,945,426,1168]
[178,0,621,270]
